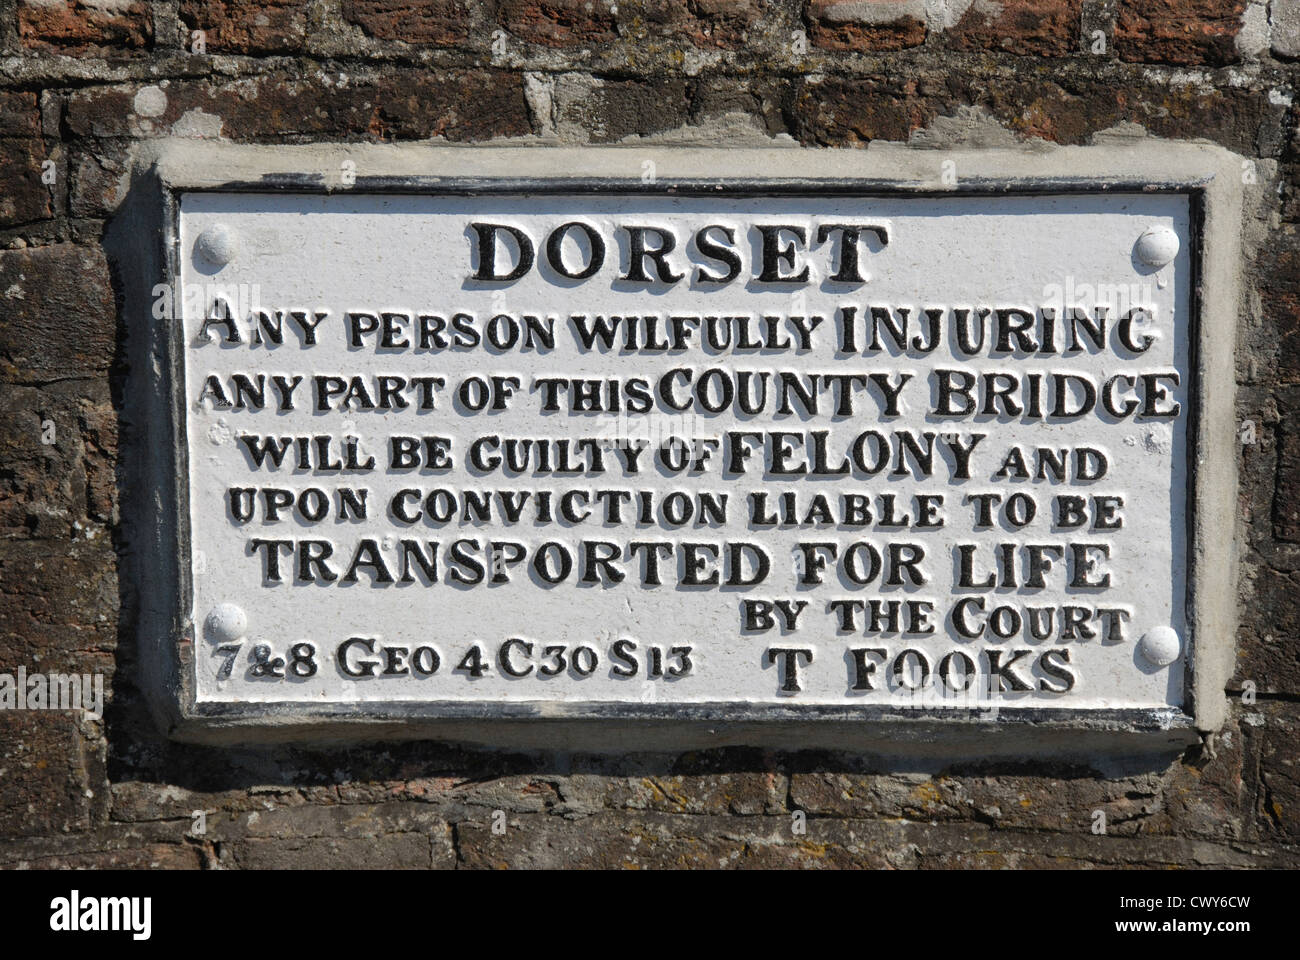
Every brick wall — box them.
[0,0,1297,869]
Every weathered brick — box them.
[913,825,1263,868]
[178,0,309,54]
[790,770,1162,832]
[0,92,52,229]
[1273,235,1300,551]
[0,142,53,229]
[627,0,761,50]
[795,75,937,145]
[803,0,926,52]
[1276,413,1300,543]
[0,538,117,671]
[795,73,1273,154]
[69,141,132,219]
[946,0,1083,57]
[65,72,531,142]
[599,756,782,817]
[0,92,43,140]
[1114,0,1246,66]
[17,0,153,53]
[427,775,562,813]
[1256,706,1299,840]
[979,78,1267,153]
[0,713,101,837]
[12,843,203,868]
[1235,561,1300,695]
[1151,729,1250,840]
[606,771,786,815]
[1275,0,1300,58]
[0,824,205,866]
[341,0,469,44]
[0,385,116,538]
[1266,235,1300,387]
[554,76,692,141]
[791,768,939,819]
[210,801,455,843]
[457,811,914,868]
[228,833,445,868]
[0,245,116,383]
[377,72,532,139]
[78,400,116,523]
[498,0,618,47]
[689,77,787,135]
[111,781,271,821]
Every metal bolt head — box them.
[206,603,247,643]
[1139,625,1181,667]
[1134,226,1179,269]
[196,224,239,267]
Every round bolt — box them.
[1134,226,1179,269]
[206,603,247,643]
[196,223,239,267]
[1139,625,1181,667]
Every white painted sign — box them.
[177,191,1191,714]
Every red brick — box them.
[0,92,43,140]
[632,0,761,50]
[947,0,1082,57]
[18,0,153,53]
[795,75,937,144]
[178,0,309,54]
[1115,0,1247,66]
[341,0,469,44]
[498,0,618,47]
[796,73,1270,153]
[377,72,531,139]
[803,0,927,52]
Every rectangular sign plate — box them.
[175,188,1194,719]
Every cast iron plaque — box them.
[174,188,1197,721]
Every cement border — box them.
[117,135,1244,750]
